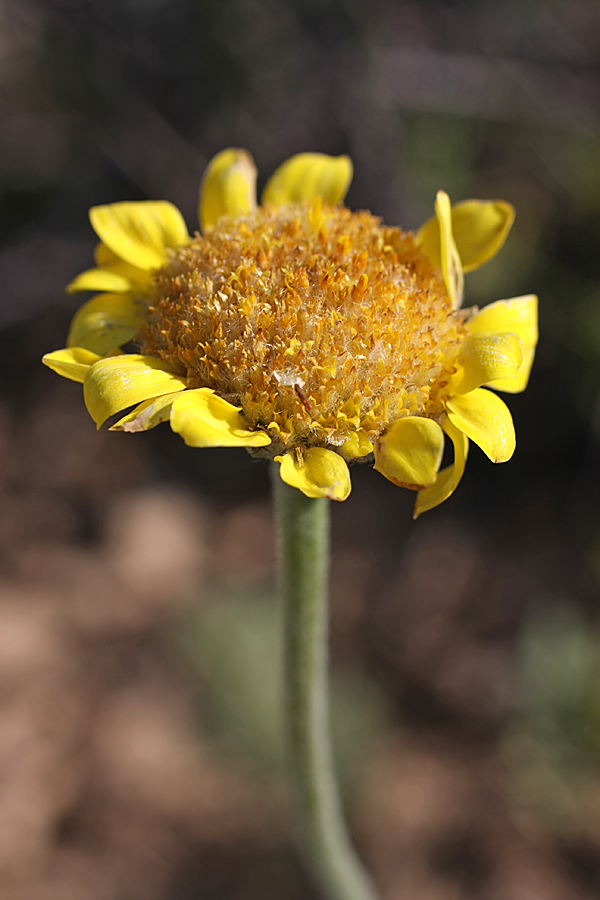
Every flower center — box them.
[139,200,469,453]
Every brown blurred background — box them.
[2,0,600,897]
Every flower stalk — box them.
[274,473,378,900]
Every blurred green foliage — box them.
[180,589,392,800]
[505,603,600,833]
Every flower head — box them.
[43,149,537,514]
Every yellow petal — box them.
[340,430,373,460]
[42,347,101,383]
[434,190,463,308]
[276,448,351,501]
[199,148,257,232]
[374,416,444,489]
[110,392,180,432]
[94,243,154,290]
[84,354,187,427]
[262,153,353,207]
[416,200,515,274]
[66,267,134,295]
[170,388,270,448]
[451,331,523,395]
[67,293,144,356]
[67,246,154,294]
[468,295,538,393]
[89,201,190,271]
[414,419,469,518]
[447,388,515,463]
[449,200,515,272]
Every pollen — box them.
[138,200,470,455]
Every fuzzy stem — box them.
[274,474,378,900]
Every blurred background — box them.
[1,0,600,897]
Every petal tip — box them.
[199,148,258,232]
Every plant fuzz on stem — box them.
[274,473,378,900]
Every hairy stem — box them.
[274,475,378,900]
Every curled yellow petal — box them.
[276,448,351,501]
[170,388,270,448]
[199,148,257,232]
[89,201,190,271]
[447,388,515,463]
[417,200,515,275]
[414,419,469,518]
[96,243,154,289]
[434,190,463,309]
[262,153,353,207]
[374,416,444,490]
[448,200,515,272]
[42,347,101,383]
[340,430,373,460]
[66,245,154,294]
[468,295,538,393]
[67,293,144,356]
[451,331,523,395]
[110,392,180,432]
[84,354,187,428]
[66,267,134,295]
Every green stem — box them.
[274,474,378,900]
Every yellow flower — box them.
[43,149,537,514]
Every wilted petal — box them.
[374,416,444,489]
[276,447,351,500]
